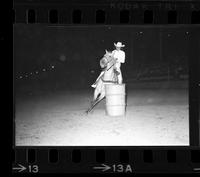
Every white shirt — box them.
[112,49,125,69]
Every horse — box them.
[86,50,118,113]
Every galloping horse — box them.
[86,50,118,113]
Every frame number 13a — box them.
[112,164,133,173]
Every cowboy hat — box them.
[114,42,125,48]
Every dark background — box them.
[14,25,190,94]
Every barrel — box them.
[105,83,126,116]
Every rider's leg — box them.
[116,68,123,84]
[118,73,122,84]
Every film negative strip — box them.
[12,148,200,174]
[12,0,200,175]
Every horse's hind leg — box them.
[86,93,105,114]
[86,80,104,114]
[86,98,99,114]
[93,88,100,102]
[97,92,105,103]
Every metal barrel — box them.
[105,83,126,116]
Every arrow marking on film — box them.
[194,168,200,171]
[12,164,27,172]
[193,168,200,173]
[93,164,111,172]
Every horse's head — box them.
[104,50,113,60]
[100,50,113,69]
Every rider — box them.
[112,42,125,84]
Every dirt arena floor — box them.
[15,82,189,146]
